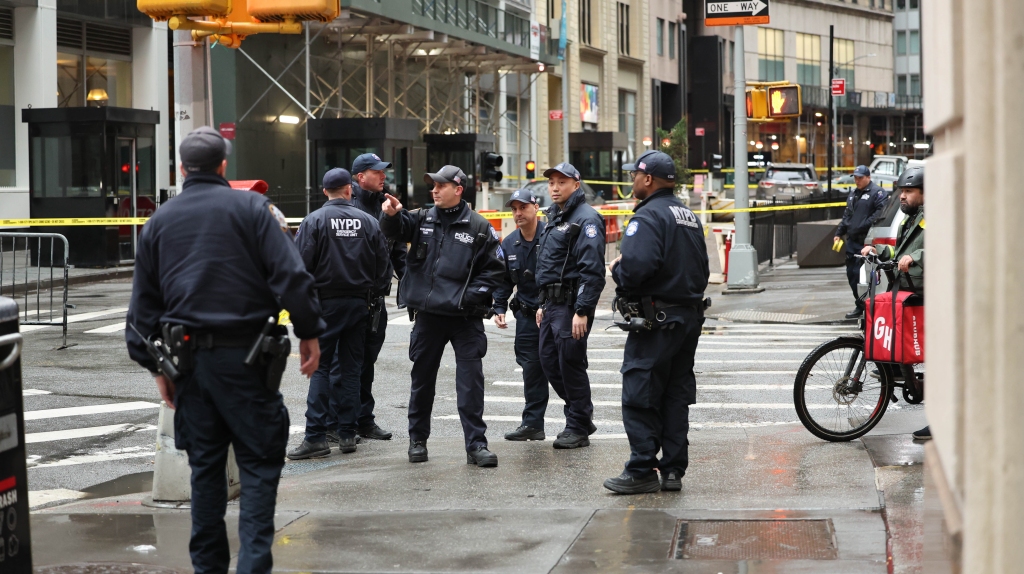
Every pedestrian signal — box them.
[746,89,767,120]
[766,85,802,118]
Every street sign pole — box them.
[827,25,834,195]
[726,25,761,291]
[559,0,569,163]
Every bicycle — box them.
[793,255,924,442]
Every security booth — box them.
[422,133,496,208]
[307,117,421,211]
[569,131,629,201]
[23,107,158,267]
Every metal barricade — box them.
[0,233,69,348]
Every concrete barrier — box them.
[796,219,846,267]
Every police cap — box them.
[543,162,581,181]
[853,165,871,177]
[424,165,468,186]
[180,126,232,173]
[323,168,352,189]
[352,153,392,174]
[623,150,676,181]
[505,187,539,207]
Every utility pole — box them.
[559,0,569,163]
[725,26,761,292]
[172,31,213,196]
[827,25,834,194]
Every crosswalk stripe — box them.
[482,395,861,410]
[25,423,156,444]
[512,368,797,375]
[587,358,800,364]
[588,348,811,354]
[24,401,160,421]
[20,307,130,333]
[491,381,813,390]
[28,447,154,469]
[23,389,52,396]
[432,415,802,430]
[85,322,127,334]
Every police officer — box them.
[534,162,606,449]
[288,168,392,460]
[834,165,888,319]
[126,126,325,572]
[492,188,549,441]
[604,150,709,494]
[380,165,506,467]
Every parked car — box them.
[755,163,822,200]
[518,179,605,208]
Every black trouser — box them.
[845,241,865,310]
[329,304,387,429]
[513,308,549,428]
[304,297,369,441]
[538,303,594,435]
[620,307,703,478]
[408,311,488,451]
[174,346,288,574]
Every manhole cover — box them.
[674,519,838,560]
[714,310,820,323]
[36,564,181,574]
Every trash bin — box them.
[0,296,31,571]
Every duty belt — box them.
[540,281,578,306]
[191,331,259,349]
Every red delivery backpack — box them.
[864,274,925,364]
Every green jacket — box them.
[878,208,924,292]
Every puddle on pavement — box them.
[81,471,153,499]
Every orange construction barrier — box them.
[478,210,503,235]
[598,205,620,243]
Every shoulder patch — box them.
[490,227,501,240]
[625,220,639,237]
[584,223,598,238]
[268,204,289,233]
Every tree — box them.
[655,118,690,191]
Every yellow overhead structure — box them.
[137,0,340,47]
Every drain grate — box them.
[37,564,181,574]
[674,519,838,560]
[714,310,820,323]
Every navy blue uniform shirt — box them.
[351,181,408,281]
[612,188,709,306]
[535,189,607,315]
[294,197,392,297]
[836,181,888,243]
[381,200,505,316]
[126,172,325,372]
[492,220,546,314]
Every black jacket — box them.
[535,189,607,315]
[126,172,325,372]
[492,221,545,314]
[351,182,408,281]
[381,200,505,317]
[836,181,888,244]
[612,189,709,306]
[295,197,392,297]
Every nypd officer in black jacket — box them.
[834,165,888,318]
[126,126,325,573]
[492,188,549,441]
[380,165,506,467]
[288,168,392,460]
[535,162,606,449]
[604,150,709,494]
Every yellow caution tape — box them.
[0,218,150,226]
[478,202,847,218]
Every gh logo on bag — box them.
[873,316,893,352]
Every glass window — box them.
[896,0,905,9]
[617,2,630,56]
[57,52,83,108]
[656,18,664,56]
[86,57,132,108]
[909,31,920,55]
[909,0,918,8]
[910,74,921,96]
[898,75,908,95]
[796,33,821,86]
[581,83,599,125]
[668,22,676,59]
[833,38,856,92]
[896,31,906,55]
[618,90,636,162]
[0,45,14,186]
[31,134,104,198]
[579,0,592,46]
[758,28,784,82]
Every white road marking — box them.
[28,446,154,469]
[434,415,802,431]
[28,489,88,509]
[25,423,155,444]
[492,381,813,390]
[20,307,130,332]
[511,368,797,375]
[482,395,863,410]
[23,389,52,396]
[590,333,850,341]
[588,348,811,354]
[85,322,127,334]
[24,401,160,421]
[587,358,801,364]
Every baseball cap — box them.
[352,153,392,174]
[623,150,676,180]
[504,188,539,207]
[543,162,581,181]
[180,126,232,172]
[323,168,352,189]
[853,165,871,177]
[424,165,468,186]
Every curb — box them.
[3,267,133,294]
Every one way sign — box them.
[705,0,770,27]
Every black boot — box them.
[408,440,428,463]
[359,423,393,440]
[338,436,358,454]
[660,470,683,491]
[912,426,932,441]
[553,432,590,449]
[287,439,331,460]
[467,447,498,467]
[603,471,662,494]
[504,425,545,441]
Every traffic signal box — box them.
[525,160,536,179]
[481,152,504,183]
[745,82,802,121]
[137,0,339,47]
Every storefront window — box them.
[86,57,132,107]
[618,90,636,162]
[57,52,83,108]
[0,45,14,186]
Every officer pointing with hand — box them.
[380,165,506,467]
[605,150,709,495]
[126,126,325,572]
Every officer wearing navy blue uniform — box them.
[534,162,606,449]
[492,188,549,441]
[604,150,709,495]
[126,126,325,573]
[288,168,392,460]
[380,165,506,467]
[834,165,888,318]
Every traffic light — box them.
[746,89,767,120]
[481,152,503,183]
[525,160,536,179]
[248,0,339,22]
[766,85,802,118]
[137,0,231,20]
[708,154,723,174]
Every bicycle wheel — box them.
[794,336,892,442]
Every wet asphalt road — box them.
[16,276,923,501]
